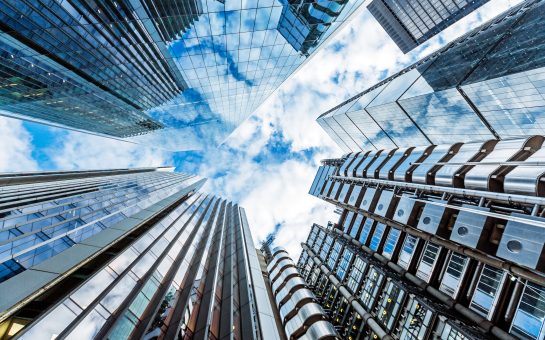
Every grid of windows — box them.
[0,0,365,150]
[327,240,343,270]
[346,256,367,293]
[360,267,385,310]
[336,248,354,281]
[318,0,545,152]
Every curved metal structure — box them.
[266,247,339,340]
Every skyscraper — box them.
[318,0,545,153]
[367,0,490,53]
[300,135,545,339]
[0,167,287,339]
[0,0,365,151]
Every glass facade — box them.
[319,0,545,153]
[367,0,490,53]
[0,0,364,151]
[0,167,283,340]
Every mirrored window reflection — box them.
[382,228,401,259]
[336,248,353,281]
[416,242,441,282]
[343,212,355,233]
[511,281,545,340]
[349,214,364,239]
[346,256,367,294]
[397,235,418,270]
[327,240,343,270]
[358,218,374,245]
[439,253,469,298]
[369,223,387,251]
[469,265,506,320]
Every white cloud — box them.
[46,132,173,170]
[0,116,38,172]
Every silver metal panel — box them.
[338,153,357,177]
[275,276,307,306]
[359,187,378,212]
[348,185,362,206]
[416,201,448,235]
[367,149,397,179]
[272,266,299,292]
[412,144,454,184]
[355,150,382,177]
[269,258,294,280]
[284,302,326,338]
[279,288,315,321]
[394,145,433,182]
[298,320,339,340]
[464,139,528,191]
[504,148,545,196]
[347,152,370,177]
[497,213,545,270]
[393,194,417,225]
[435,141,486,187]
[378,147,412,180]
[374,190,395,218]
[449,205,490,248]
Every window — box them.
[382,228,401,259]
[398,235,418,270]
[320,235,334,261]
[327,240,343,270]
[416,242,441,282]
[360,267,385,310]
[376,281,407,332]
[336,248,354,281]
[358,218,375,245]
[469,265,506,319]
[511,281,545,340]
[349,214,364,239]
[342,211,355,233]
[369,223,387,251]
[439,253,469,298]
[398,298,434,339]
[346,256,367,293]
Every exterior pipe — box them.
[332,175,545,206]
[325,229,516,340]
[327,199,545,286]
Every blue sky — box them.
[0,0,521,256]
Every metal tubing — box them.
[332,175,545,206]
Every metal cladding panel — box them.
[435,141,486,187]
[416,201,449,236]
[359,187,379,212]
[392,194,418,225]
[355,150,382,177]
[497,213,545,270]
[449,206,491,249]
[504,147,545,196]
[348,185,363,206]
[464,138,532,191]
[378,147,413,180]
[412,144,455,184]
[374,190,396,218]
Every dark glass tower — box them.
[319,0,545,153]
[368,0,490,53]
[300,136,545,339]
[0,167,286,339]
[0,0,365,150]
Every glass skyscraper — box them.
[301,136,545,339]
[318,0,545,153]
[367,0,490,53]
[0,167,295,339]
[0,0,365,151]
